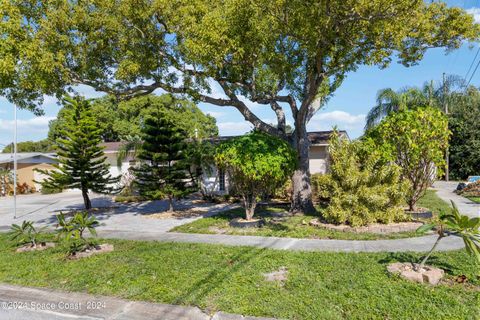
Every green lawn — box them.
[0,235,478,320]
[466,196,480,204]
[417,189,452,215]
[172,189,450,240]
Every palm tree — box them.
[116,135,142,168]
[365,75,465,130]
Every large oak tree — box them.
[0,0,478,213]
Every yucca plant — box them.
[416,201,480,270]
[8,221,45,247]
[56,212,99,254]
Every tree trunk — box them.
[168,196,174,212]
[82,188,92,210]
[417,234,445,271]
[290,125,316,214]
[244,194,256,220]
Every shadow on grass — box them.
[171,244,272,307]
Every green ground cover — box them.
[466,196,480,204]
[0,234,478,320]
[172,190,450,240]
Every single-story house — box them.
[1,130,348,194]
[0,153,58,191]
[199,130,349,195]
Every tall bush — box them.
[365,106,449,211]
[318,131,409,227]
[215,132,296,220]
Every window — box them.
[219,168,226,191]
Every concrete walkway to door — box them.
[432,181,479,218]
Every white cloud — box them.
[308,111,366,138]
[466,8,480,24]
[205,111,226,118]
[217,121,253,136]
[311,111,365,125]
[0,116,56,145]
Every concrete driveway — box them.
[0,191,232,234]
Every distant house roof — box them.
[100,142,125,153]
[307,130,349,145]
[0,153,57,165]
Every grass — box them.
[172,189,451,240]
[0,233,478,319]
[466,196,480,204]
[172,207,421,240]
[417,189,452,215]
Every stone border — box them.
[309,219,423,234]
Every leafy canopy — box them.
[448,87,480,180]
[0,0,478,134]
[215,132,296,219]
[365,106,449,211]
[49,94,218,142]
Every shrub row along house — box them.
[1,130,349,196]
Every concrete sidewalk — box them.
[433,181,479,218]
[97,230,465,252]
[0,284,274,320]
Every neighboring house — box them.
[100,142,135,179]
[0,153,58,191]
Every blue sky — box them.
[1,0,479,150]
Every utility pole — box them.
[443,73,449,182]
[13,104,18,219]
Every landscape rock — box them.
[387,262,444,285]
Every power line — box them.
[464,46,480,81]
[465,52,480,89]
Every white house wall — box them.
[309,145,329,174]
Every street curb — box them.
[0,284,276,320]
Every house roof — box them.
[100,142,125,153]
[0,153,57,165]
[98,130,349,152]
[307,130,349,145]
